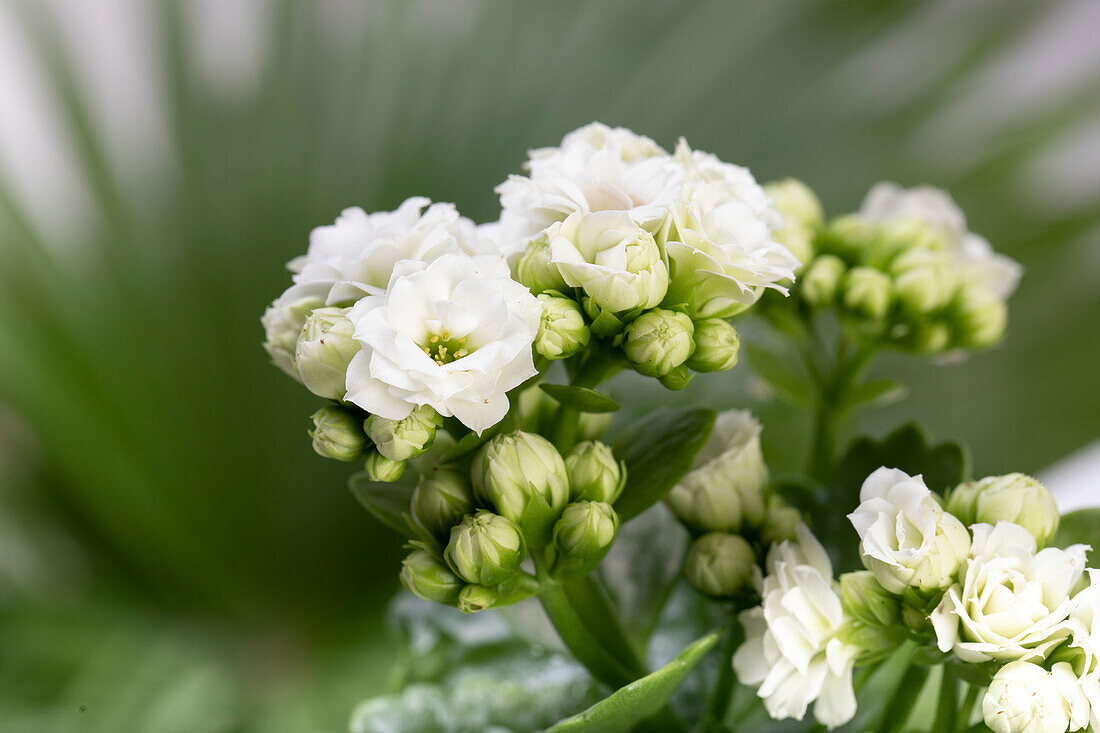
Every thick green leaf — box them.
[612,407,716,522]
[540,384,620,413]
[545,631,719,732]
[348,473,416,537]
[744,344,814,407]
[834,423,970,498]
[842,379,909,411]
[1053,509,1100,556]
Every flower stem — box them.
[875,663,930,733]
[934,665,957,733]
[538,582,638,689]
[558,575,646,677]
[957,681,981,732]
[697,620,743,732]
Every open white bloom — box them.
[983,661,1090,733]
[931,522,1088,663]
[859,182,1022,299]
[548,210,669,315]
[733,525,859,729]
[847,467,971,595]
[289,197,486,305]
[662,183,800,318]
[665,409,768,533]
[672,138,784,230]
[1064,572,1100,730]
[496,123,681,247]
[344,253,541,434]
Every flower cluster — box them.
[778,181,1022,355]
[399,430,625,613]
[500,123,798,388]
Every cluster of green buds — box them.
[665,410,801,599]
[309,403,444,485]
[779,181,1019,356]
[515,210,744,392]
[397,430,627,613]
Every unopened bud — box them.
[951,284,1007,350]
[686,319,740,373]
[551,500,619,578]
[623,308,695,378]
[841,266,893,321]
[295,307,361,400]
[565,441,625,504]
[800,254,847,308]
[472,431,570,529]
[262,285,326,379]
[683,532,755,598]
[445,510,526,586]
[309,405,367,461]
[891,249,959,316]
[400,548,463,605]
[535,294,590,360]
[659,365,693,391]
[364,450,406,483]
[411,469,474,541]
[515,231,568,295]
[457,584,499,614]
[818,215,873,261]
[578,412,613,441]
[839,570,901,627]
[895,320,952,355]
[861,218,945,270]
[365,405,441,461]
[760,494,801,545]
[947,473,1059,546]
[765,178,824,230]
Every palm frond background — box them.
[1,0,1098,729]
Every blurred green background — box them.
[1,0,1098,730]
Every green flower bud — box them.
[841,266,893,321]
[818,215,873,262]
[951,284,1007,349]
[890,249,960,316]
[665,410,768,533]
[515,231,568,295]
[800,254,847,308]
[411,469,474,541]
[895,320,952,355]
[685,319,740,373]
[659,365,693,391]
[471,431,571,527]
[837,619,906,665]
[764,178,824,230]
[365,406,441,461]
[262,286,326,380]
[623,308,695,378]
[760,494,801,545]
[947,473,1060,546]
[364,450,405,483]
[683,532,755,598]
[839,570,901,628]
[457,584,499,614]
[294,307,361,400]
[551,501,619,578]
[444,510,526,586]
[861,218,945,270]
[564,441,626,504]
[400,548,463,605]
[535,294,590,360]
[309,405,367,461]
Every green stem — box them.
[698,621,743,732]
[957,682,981,732]
[934,666,957,733]
[875,663,930,733]
[560,575,646,677]
[538,583,637,689]
[550,404,580,453]
[807,337,878,482]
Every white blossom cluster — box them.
[733,466,1097,733]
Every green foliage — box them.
[1052,509,1100,558]
[834,423,970,498]
[744,343,815,407]
[612,407,716,522]
[545,631,720,733]
[539,384,621,414]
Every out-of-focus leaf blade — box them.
[539,384,620,414]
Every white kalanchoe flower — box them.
[1063,572,1100,731]
[289,197,488,305]
[859,182,1022,300]
[847,467,971,595]
[548,210,669,315]
[665,409,768,533]
[983,661,1090,733]
[495,122,681,245]
[930,521,1088,663]
[344,253,541,434]
[661,183,800,318]
[733,525,859,729]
